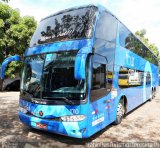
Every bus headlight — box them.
[19,107,28,114]
[61,115,86,122]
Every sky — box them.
[4,0,160,50]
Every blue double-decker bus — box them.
[1,4,159,138]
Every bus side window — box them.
[94,11,117,92]
[92,63,106,90]
[91,63,106,102]
[118,67,144,88]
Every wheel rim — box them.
[151,90,154,100]
[117,103,124,117]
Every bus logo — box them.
[39,111,43,116]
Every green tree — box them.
[135,29,159,56]
[0,2,37,90]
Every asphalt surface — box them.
[0,89,160,148]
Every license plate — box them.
[36,123,47,130]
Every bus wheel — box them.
[149,90,154,101]
[114,100,125,125]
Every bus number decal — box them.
[92,113,104,126]
[69,109,79,114]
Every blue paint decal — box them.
[19,99,89,138]
[143,62,153,102]
[25,39,93,57]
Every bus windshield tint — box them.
[21,55,45,98]
[30,6,98,47]
[43,51,86,100]
[21,51,86,101]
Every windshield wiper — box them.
[43,96,74,105]
[59,97,74,105]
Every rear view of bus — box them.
[19,5,98,138]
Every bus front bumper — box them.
[18,111,87,138]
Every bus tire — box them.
[113,100,125,125]
[153,88,156,97]
[149,89,155,101]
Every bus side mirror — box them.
[74,47,92,80]
[1,55,21,79]
[74,54,88,80]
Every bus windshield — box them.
[30,6,98,47]
[21,51,86,101]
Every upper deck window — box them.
[30,6,98,47]
[119,23,158,66]
[95,11,117,42]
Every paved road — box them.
[0,90,160,148]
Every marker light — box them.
[61,115,86,122]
